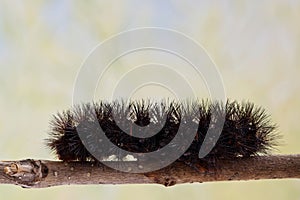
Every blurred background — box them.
[0,1,299,199]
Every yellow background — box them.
[0,1,299,199]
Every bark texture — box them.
[0,154,299,188]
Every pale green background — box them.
[0,1,299,200]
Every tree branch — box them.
[0,154,299,188]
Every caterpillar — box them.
[46,99,279,171]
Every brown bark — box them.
[0,154,299,188]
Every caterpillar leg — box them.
[179,157,216,174]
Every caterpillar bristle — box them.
[46,99,279,167]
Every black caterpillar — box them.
[46,99,278,171]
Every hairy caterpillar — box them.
[46,99,278,171]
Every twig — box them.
[0,154,299,188]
